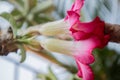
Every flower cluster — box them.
[39,0,110,80]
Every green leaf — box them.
[29,0,37,9]
[48,67,57,80]
[31,0,53,14]
[23,0,29,15]
[17,44,26,63]
[9,0,24,14]
[0,12,18,38]
[37,67,57,80]
[13,0,24,7]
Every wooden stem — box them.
[105,23,120,43]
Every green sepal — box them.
[17,44,26,63]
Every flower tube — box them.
[40,36,102,65]
[40,37,98,80]
[39,19,70,36]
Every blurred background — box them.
[0,0,120,80]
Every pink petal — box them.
[72,31,92,40]
[103,35,110,45]
[98,35,110,48]
[67,11,80,27]
[75,58,94,80]
[68,16,110,47]
[74,52,95,65]
[73,37,101,64]
[76,58,83,77]
[73,17,104,33]
[71,0,84,14]
[65,0,84,20]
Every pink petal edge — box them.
[75,57,94,80]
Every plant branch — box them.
[105,23,120,43]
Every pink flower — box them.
[40,37,97,80]
[40,36,102,65]
[38,0,110,80]
[65,0,110,80]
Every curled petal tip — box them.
[76,58,94,80]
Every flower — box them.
[39,37,98,80]
[38,0,110,80]
[40,36,101,65]
[66,0,109,80]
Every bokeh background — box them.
[0,0,120,80]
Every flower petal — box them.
[75,58,94,80]
[74,52,95,65]
[67,11,80,27]
[72,17,104,33]
[65,0,84,20]
[72,31,92,40]
[71,0,84,14]
[73,37,101,64]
